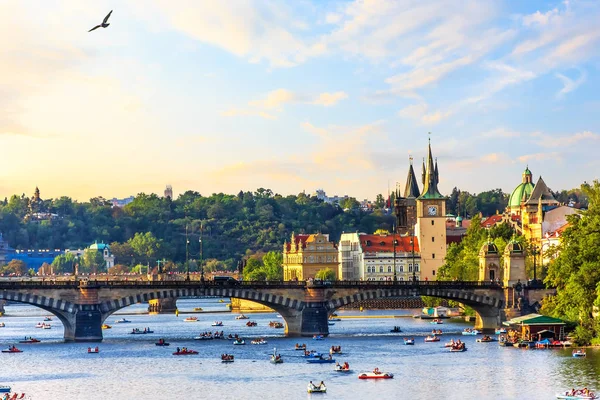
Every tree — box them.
[110,242,135,266]
[315,268,336,281]
[340,197,360,210]
[375,194,385,209]
[51,253,77,274]
[108,264,129,274]
[82,249,106,274]
[543,180,600,345]
[3,259,27,276]
[262,251,283,280]
[128,232,161,265]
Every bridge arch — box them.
[99,287,307,335]
[325,287,505,332]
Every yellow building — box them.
[283,233,338,281]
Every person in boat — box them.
[309,381,315,390]
[344,362,349,370]
[373,367,381,374]
[95,346,99,352]
[566,388,575,396]
[328,354,332,360]
[318,381,325,389]
[88,347,91,352]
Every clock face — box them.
[428,206,437,216]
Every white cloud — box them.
[249,89,300,110]
[517,152,561,163]
[397,103,451,125]
[555,70,586,98]
[221,108,277,120]
[398,104,428,119]
[522,8,560,27]
[311,91,348,107]
[481,128,521,138]
[537,130,600,148]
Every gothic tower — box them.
[415,138,447,280]
[395,157,420,236]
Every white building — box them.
[338,233,421,281]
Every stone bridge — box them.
[0,279,538,342]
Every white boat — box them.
[235,314,249,320]
[0,323,5,327]
[334,363,352,373]
[43,324,51,329]
[183,317,198,322]
[358,371,394,379]
[251,339,267,345]
[556,392,597,400]
[233,339,245,345]
[462,329,480,336]
[212,321,223,327]
[307,384,327,393]
[115,318,131,324]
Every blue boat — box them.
[0,386,10,394]
[306,356,336,364]
[313,335,324,340]
[404,339,415,345]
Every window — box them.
[414,264,419,272]
[408,265,413,272]
[379,266,384,273]
[399,266,404,272]
[432,237,435,242]
[431,220,434,225]
[432,253,435,259]
[432,270,436,276]
[387,266,392,273]
[399,277,404,281]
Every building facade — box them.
[282,233,338,281]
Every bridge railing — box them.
[0,279,501,290]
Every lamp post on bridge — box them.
[411,225,416,283]
[199,222,204,283]
[393,224,397,282]
[185,225,190,282]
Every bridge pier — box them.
[148,298,177,314]
[0,300,5,315]
[280,304,329,337]
[62,307,103,342]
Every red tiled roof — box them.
[359,235,419,253]
[481,214,504,228]
[546,223,569,238]
[285,234,310,252]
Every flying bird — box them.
[88,10,113,32]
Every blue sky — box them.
[0,0,599,201]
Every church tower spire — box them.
[418,137,444,200]
[404,156,420,198]
[434,158,439,186]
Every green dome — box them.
[480,241,498,255]
[509,182,534,208]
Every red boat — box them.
[173,348,198,355]
[2,346,22,353]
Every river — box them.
[0,299,597,400]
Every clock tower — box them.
[415,138,447,280]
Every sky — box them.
[1,0,599,202]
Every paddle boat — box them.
[221,354,235,363]
[212,321,223,327]
[155,339,170,346]
[306,355,336,364]
[476,335,496,343]
[87,347,100,353]
[233,338,245,345]
[130,328,153,335]
[42,324,51,329]
[445,341,456,348]
[329,317,341,322]
[328,322,335,326]
[194,333,214,340]
[358,368,393,379]
[312,335,324,340]
[330,345,342,354]
[251,338,267,345]
[430,319,443,324]
[246,321,257,327]
[462,328,480,336]
[18,337,40,344]
[268,321,284,329]
[115,318,131,324]
[193,307,203,311]
[0,386,10,393]
[424,335,440,342]
[43,316,52,322]
[270,348,283,364]
[557,388,598,399]
[390,326,402,333]
[307,382,327,393]
[334,362,352,373]
[431,329,443,335]
[219,299,225,303]
[102,324,112,329]
[495,328,507,334]
[173,347,198,355]
[35,322,45,328]
[183,317,198,322]
[2,346,22,353]
[573,349,587,358]
[303,350,323,358]
[235,314,249,320]
[0,322,5,327]
[450,341,467,352]
[404,338,415,345]
[295,343,307,351]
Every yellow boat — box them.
[102,324,112,329]
[193,307,203,311]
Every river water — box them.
[0,299,597,400]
